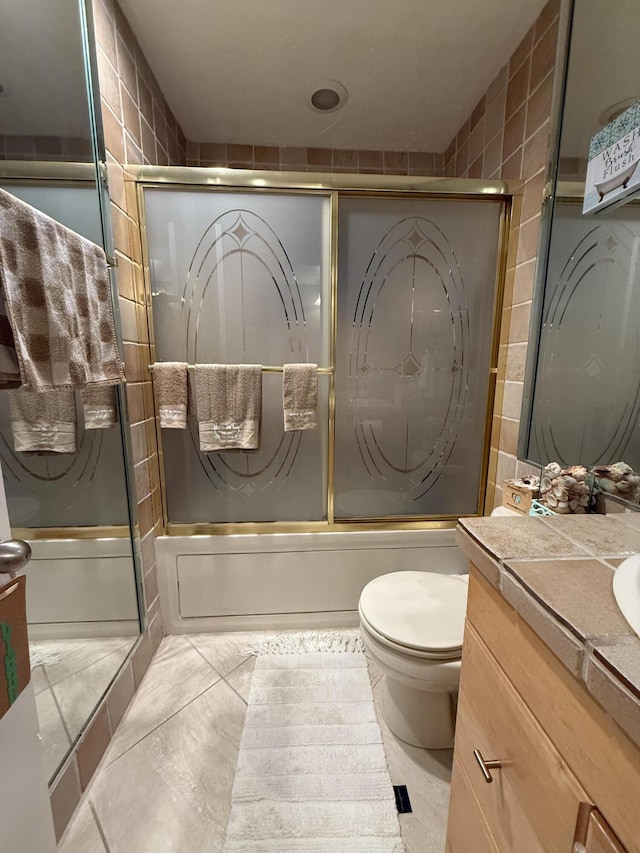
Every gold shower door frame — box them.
[133,167,514,535]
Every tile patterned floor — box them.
[32,638,136,781]
[58,632,453,852]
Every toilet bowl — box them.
[359,571,468,749]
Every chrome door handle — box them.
[473,748,503,783]
[0,539,31,575]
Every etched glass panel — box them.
[0,183,129,527]
[529,202,640,468]
[144,189,331,522]
[334,197,502,518]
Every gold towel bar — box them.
[147,364,333,375]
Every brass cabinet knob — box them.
[473,748,503,783]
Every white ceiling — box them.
[120,0,548,151]
[560,0,640,159]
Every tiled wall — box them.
[443,0,561,510]
[48,0,187,839]
[0,135,92,161]
[186,142,443,175]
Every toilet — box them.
[359,571,468,749]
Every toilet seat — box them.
[359,571,468,659]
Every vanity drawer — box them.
[454,622,588,852]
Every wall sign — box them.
[0,575,31,719]
[583,100,640,214]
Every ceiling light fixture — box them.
[307,79,348,114]
[598,96,639,127]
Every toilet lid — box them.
[359,571,468,653]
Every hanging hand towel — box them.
[153,362,188,428]
[8,388,77,453]
[283,363,318,431]
[81,386,117,429]
[195,364,262,451]
[0,188,125,391]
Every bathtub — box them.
[157,528,467,633]
[26,538,139,640]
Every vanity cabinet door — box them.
[446,756,499,853]
[452,622,588,852]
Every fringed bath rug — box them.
[223,631,405,852]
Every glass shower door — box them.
[334,196,503,518]
[144,188,332,523]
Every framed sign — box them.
[583,100,640,214]
[0,575,31,719]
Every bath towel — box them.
[195,364,262,451]
[0,188,125,391]
[8,388,77,453]
[0,289,21,389]
[153,362,189,429]
[283,363,318,431]
[81,386,117,429]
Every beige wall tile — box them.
[77,704,111,790]
[521,169,546,223]
[500,417,520,455]
[106,662,135,732]
[509,301,532,343]
[50,758,82,841]
[506,61,530,122]
[526,72,554,138]
[516,214,541,265]
[506,342,528,381]
[513,258,536,304]
[530,17,559,92]
[502,380,524,419]
[509,26,534,77]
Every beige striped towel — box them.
[195,364,262,451]
[283,363,318,431]
[153,362,189,428]
[8,388,77,453]
[81,386,117,429]
[0,188,125,391]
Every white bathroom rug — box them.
[223,637,404,852]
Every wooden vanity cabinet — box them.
[445,568,639,853]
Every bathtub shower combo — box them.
[134,171,510,630]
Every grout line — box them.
[89,800,112,853]
[223,674,250,707]
[101,676,222,769]
[183,634,225,677]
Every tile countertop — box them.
[457,513,640,750]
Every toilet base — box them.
[382,675,455,749]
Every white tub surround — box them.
[157,528,467,633]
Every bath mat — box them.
[29,646,62,667]
[224,634,404,852]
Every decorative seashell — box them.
[559,475,577,489]
[546,493,558,507]
[545,462,562,477]
[579,494,590,506]
[616,480,633,492]
[569,499,578,511]
[552,485,567,499]
[612,461,633,477]
[565,465,588,480]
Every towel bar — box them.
[147,364,333,374]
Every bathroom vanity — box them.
[446,515,640,853]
